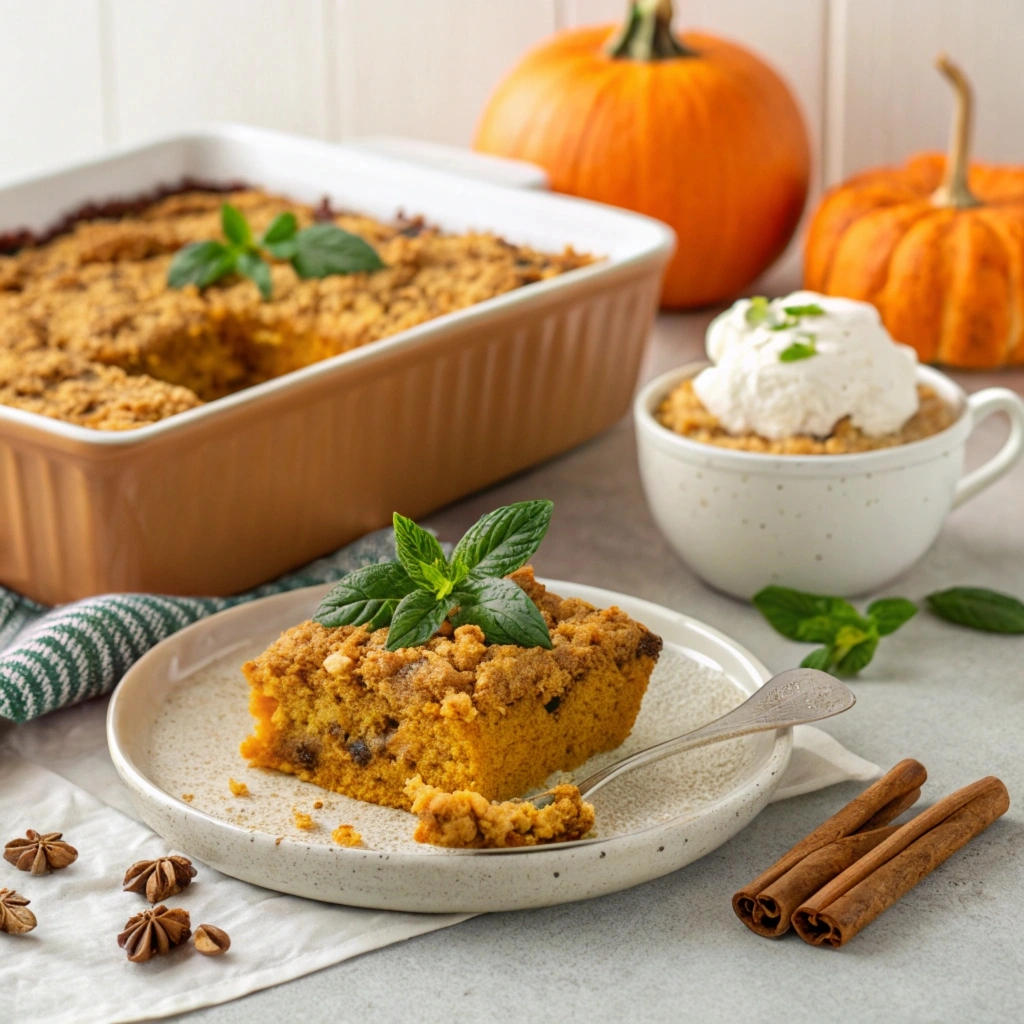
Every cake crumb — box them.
[323,653,353,676]
[331,824,363,848]
[293,809,316,831]
[228,778,250,798]
[181,793,194,803]
[275,836,284,846]
[313,800,323,809]
[405,776,595,849]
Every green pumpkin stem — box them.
[931,54,982,210]
[606,0,697,61]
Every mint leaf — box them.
[744,296,770,327]
[221,203,252,248]
[261,212,298,246]
[393,513,446,590]
[167,240,236,290]
[386,590,448,651]
[237,251,272,300]
[782,303,825,317]
[265,238,299,260]
[752,587,861,641]
[451,500,553,580]
[779,338,817,362]
[291,223,385,279]
[927,587,1024,634]
[451,577,552,649]
[795,614,852,644]
[835,633,879,675]
[419,559,457,602]
[801,647,834,670]
[314,563,418,629]
[867,598,918,636]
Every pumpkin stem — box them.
[931,54,981,209]
[606,0,697,61]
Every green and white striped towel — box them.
[0,529,400,724]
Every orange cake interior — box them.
[240,567,662,810]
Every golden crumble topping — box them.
[656,379,956,455]
[240,567,662,811]
[0,188,593,429]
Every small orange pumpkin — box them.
[805,56,1024,368]
[474,0,810,309]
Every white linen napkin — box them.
[0,700,878,1024]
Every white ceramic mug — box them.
[634,362,1024,598]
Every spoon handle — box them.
[576,668,854,800]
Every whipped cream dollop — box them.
[693,291,919,440]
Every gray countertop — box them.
[171,308,1024,1024]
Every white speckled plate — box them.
[107,580,791,913]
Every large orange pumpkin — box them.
[805,56,1024,368]
[474,0,810,309]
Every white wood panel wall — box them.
[824,0,1024,185]
[0,0,1021,193]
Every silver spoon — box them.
[530,667,855,809]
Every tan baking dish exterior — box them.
[0,127,673,604]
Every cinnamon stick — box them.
[733,759,926,937]
[792,776,1009,948]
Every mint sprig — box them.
[167,202,384,300]
[314,500,555,652]
[753,586,917,675]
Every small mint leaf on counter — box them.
[867,598,918,636]
[926,587,1024,634]
[800,647,835,670]
[752,586,861,642]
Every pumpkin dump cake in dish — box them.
[656,291,956,455]
[0,186,592,429]
[240,502,662,846]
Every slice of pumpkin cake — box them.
[240,502,662,810]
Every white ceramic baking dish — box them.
[0,126,674,604]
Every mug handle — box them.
[953,387,1024,509]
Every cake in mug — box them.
[240,503,661,844]
[657,292,956,455]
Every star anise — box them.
[117,905,191,963]
[123,855,197,903]
[4,830,78,875]
[0,888,37,935]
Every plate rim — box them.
[106,579,792,864]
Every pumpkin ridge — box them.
[826,203,933,299]
[942,215,1011,366]
[565,63,640,200]
[879,210,956,364]
[975,208,1024,362]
